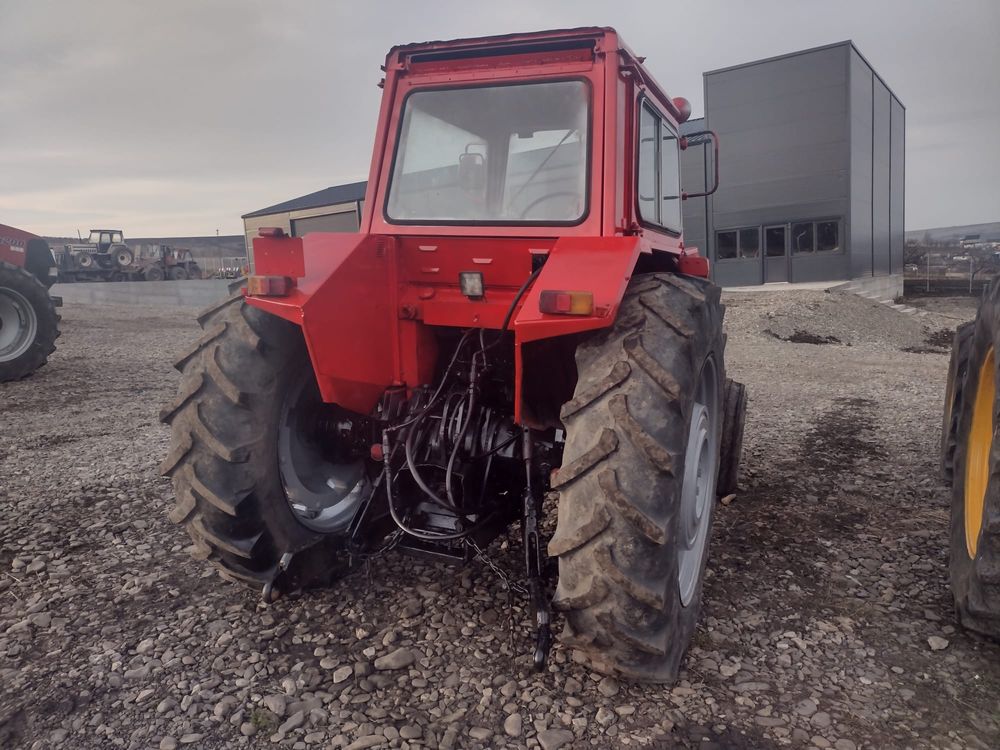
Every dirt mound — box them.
[724,290,956,352]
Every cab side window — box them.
[637,101,682,232]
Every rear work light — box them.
[538,290,594,316]
[246,275,294,297]
[459,271,484,299]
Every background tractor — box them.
[55,232,204,282]
[162,27,746,681]
[942,291,1000,638]
[0,223,61,381]
[58,229,135,281]
[133,245,203,281]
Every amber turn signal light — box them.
[538,290,594,316]
[246,275,294,297]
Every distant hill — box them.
[906,222,1000,244]
[45,235,246,260]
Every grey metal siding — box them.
[890,97,905,275]
[291,211,359,236]
[872,79,892,275]
[849,51,874,278]
[706,44,851,285]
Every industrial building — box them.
[682,41,905,290]
[243,41,904,291]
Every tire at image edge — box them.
[949,283,1000,638]
[0,261,59,382]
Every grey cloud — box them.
[1,0,997,235]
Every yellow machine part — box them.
[964,347,995,557]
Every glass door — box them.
[765,225,788,283]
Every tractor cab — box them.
[361,28,716,245]
[87,229,124,253]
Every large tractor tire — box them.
[0,262,59,382]
[160,295,365,595]
[550,272,725,681]
[942,321,975,485]
[112,245,134,268]
[144,266,165,282]
[169,266,189,281]
[949,286,1000,638]
[717,378,747,497]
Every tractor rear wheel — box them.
[551,272,725,682]
[718,378,747,497]
[942,321,975,485]
[160,294,366,594]
[949,287,1000,638]
[144,266,165,282]
[169,266,189,281]
[0,262,59,382]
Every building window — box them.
[717,230,738,260]
[791,219,841,254]
[791,222,815,254]
[636,101,682,232]
[816,221,840,253]
[739,228,760,258]
[716,227,760,260]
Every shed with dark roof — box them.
[241,181,367,256]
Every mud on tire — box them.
[0,261,59,382]
[550,272,725,681]
[949,284,1000,638]
[160,294,348,594]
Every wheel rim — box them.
[0,287,39,363]
[678,356,720,607]
[277,368,366,533]
[964,347,995,557]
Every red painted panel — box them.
[514,235,641,343]
[247,233,395,413]
[0,222,40,268]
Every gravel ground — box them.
[2,293,999,750]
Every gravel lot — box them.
[2,290,998,750]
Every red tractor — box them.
[162,27,745,682]
[0,223,60,382]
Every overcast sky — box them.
[1,0,998,236]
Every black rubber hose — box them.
[483,264,544,353]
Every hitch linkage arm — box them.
[521,427,551,672]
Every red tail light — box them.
[538,290,594,316]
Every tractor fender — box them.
[511,236,643,425]
[245,233,400,413]
[514,236,643,343]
